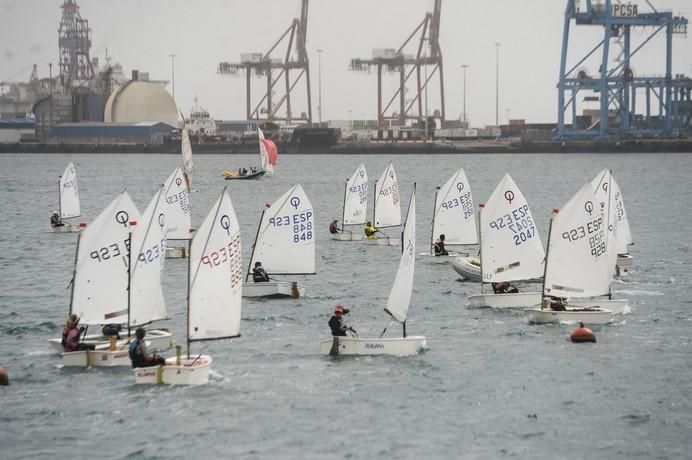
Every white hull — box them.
[364,236,400,246]
[467,291,542,309]
[615,254,633,276]
[567,298,629,315]
[51,222,86,233]
[319,335,427,356]
[419,249,466,258]
[242,280,305,298]
[62,348,131,367]
[331,231,363,241]
[524,307,614,325]
[451,256,481,281]
[165,246,188,258]
[49,329,173,354]
[133,355,212,385]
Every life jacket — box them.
[129,339,144,367]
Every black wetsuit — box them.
[434,240,448,256]
[252,266,269,282]
[329,316,347,336]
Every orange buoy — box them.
[0,367,8,385]
[570,322,596,343]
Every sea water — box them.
[1,152,691,459]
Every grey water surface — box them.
[0,152,690,459]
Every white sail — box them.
[181,128,194,179]
[543,183,612,299]
[189,189,242,340]
[610,176,633,254]
[162,167,192,240]
[59,161,80,219]
[130,187,168,326]
[258,127,278,176]
[385,186,416,323]
[374,162,401,228]
[72,191,141,325]
[249,184,315,275]
[590,169,619,271]
[480,174,544,283]
[342,164,368,226]
[432,168,477,246]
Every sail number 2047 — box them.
[488,204,536,246]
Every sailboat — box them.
[332,164,368,241]
[420,168,477,258]
[320,184,426,356]
[134,188,242,385]
[467,174,545,308]
[611,175,634,275]
[51,161,86,233]
[222,127,278,180]
[365,162,401,246]
[524,183,617,325]
[61,189,173,366]
[165,129,195,258]
[243,184,315,298]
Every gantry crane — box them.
[556,0,691,139]
[217,0,312,124]
[349,0,445,130]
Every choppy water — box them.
[1,152,691,459]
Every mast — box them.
[186,236,192,358]
[127,231,132,337]
[245,208,266,282]
[478,204,485,294]
[430,187,440,254]
[341,177,348,229]
[372,178,378,225]
[68,233,81,315]
[540,212,556,308]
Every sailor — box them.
[329,305,354,336]
[364,221,378,239]
[50,211,64,227]
[492,282,519,294]
[329,219,341,234]
[128,327,165,368]
[252,261,270,282]
[434,234,449,256]
[544,296,567,311]
[61,315,94,352]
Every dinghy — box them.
[320,185,426,356]
[51,162,86,233]
[243,184,315,298]
[420,168,477,258]
[525,183,619,325]
[134,188,243,385]
[451,255,481,281]
[332,164,367,241]
[223,127,277,180]
[611,176,634,275]
[365,163,401,246]
[467,174,545,308]
[61,190,173,366]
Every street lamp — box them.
[169,54,176,102]
[316,49,323,124]
[461,64,469,128]
[348,109,353,132]
[494,43,500,127]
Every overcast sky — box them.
[1,0,691,127]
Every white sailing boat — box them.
[420,168,477,258]
[320,185,426,356]
[61,190,173,366]
[365,162,401,246]
[51,161,86,233]
[165,129,195,258]
[612,175,634,275]
[525,183,617,325]
[243,184,315,298]
[134,188,243,385]
[222,127,278,180]
[467,174,545,308]
[332,164,368,241]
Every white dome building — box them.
[104,81,178,128]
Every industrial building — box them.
[50,122,175,145]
